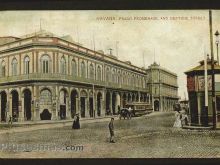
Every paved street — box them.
[0,112,220,158]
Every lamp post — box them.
[215,30,219,65]
[209,10,216,129]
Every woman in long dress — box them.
[173,111,182,128]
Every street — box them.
[0,112,220,158]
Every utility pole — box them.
[209,10,217,129]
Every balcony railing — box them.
[0,73,146,92]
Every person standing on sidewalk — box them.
[108,117,115,143]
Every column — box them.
[56,86,59,120]
[76,97,79,114]
[34,86,40,121]
[138,92,141,102]
[109,92,112,114]
[85,97,89,118]
[0,94,1,121]
[19,95,24,122]
[101,90,105,117]
[66,97,70,119]
[148,94,150,104]
[197,95,201,125]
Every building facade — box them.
[0,30,150,122]
[146,62,179,112]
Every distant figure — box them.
[12,112,17,122]
[181,109,189,126]
[117,105,120,114]
[108,118,115,143]
[72,115,77,129]
[173,111,182,128]
[75,114,80,129]
[8,115,12,128]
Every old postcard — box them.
[0,10,219,158]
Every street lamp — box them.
[215,30,219,65]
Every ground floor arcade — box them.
[153,96,178,112]
[0,83,150,122]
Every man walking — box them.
[108,117,115,143]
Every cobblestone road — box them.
[0,112,220,158]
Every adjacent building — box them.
[146,62,179,112]
[0,30,150,122]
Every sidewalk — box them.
[0,115,117,135]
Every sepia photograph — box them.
[0,9,220,158]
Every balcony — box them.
[0,73,146,92]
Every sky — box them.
[0,10,220,99]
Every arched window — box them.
[97,66,101,81]
[24,56,30,74]
[40,89,52,106]
[41,55,50,73]
[81,61,86,77]
[106,68,110,82]
[89,63,94,79]
[72,59,77,76]
[117,71,120,84]
[122,72,125,85]
[112,69,116,83]
[1,60,6,77]
[60,56,66,74]
[11,58,18,76]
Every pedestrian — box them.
[76,113,80,129]
[181,109,189,126]
[72,115,77,129]
[108,117,115,143]
[8,115,12,128]
[173,110,182,128]
[117,105,120,114]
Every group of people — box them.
[173,109,189,128]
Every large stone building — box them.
[146,62,179,112]
[0,30,150,122]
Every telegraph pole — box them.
[209,10,217,129]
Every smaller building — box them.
[185,56,220,127]
[146,62,179,112]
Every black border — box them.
[0,0,220,10]
[0,0,220,165]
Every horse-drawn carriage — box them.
[118,102,153,120]
[118,108,134,120]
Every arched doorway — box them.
[60,89,67,120]
[132,94,135,102]
[40,109,51,120]
[136,93,139,102]
[1,91,7,122]
[39,89,52,120]
[144,95,147,102]
[106,91,111,115]
[97,92,102,117]
[11,90,19,122]
[89,92,93,117]
[128,94,132,103]
[112,92,116,115]
[122,93,127,108]
[80,90,87,118]
[154,100,160,111]
[23,89,32,121]
[70,90,78,118]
